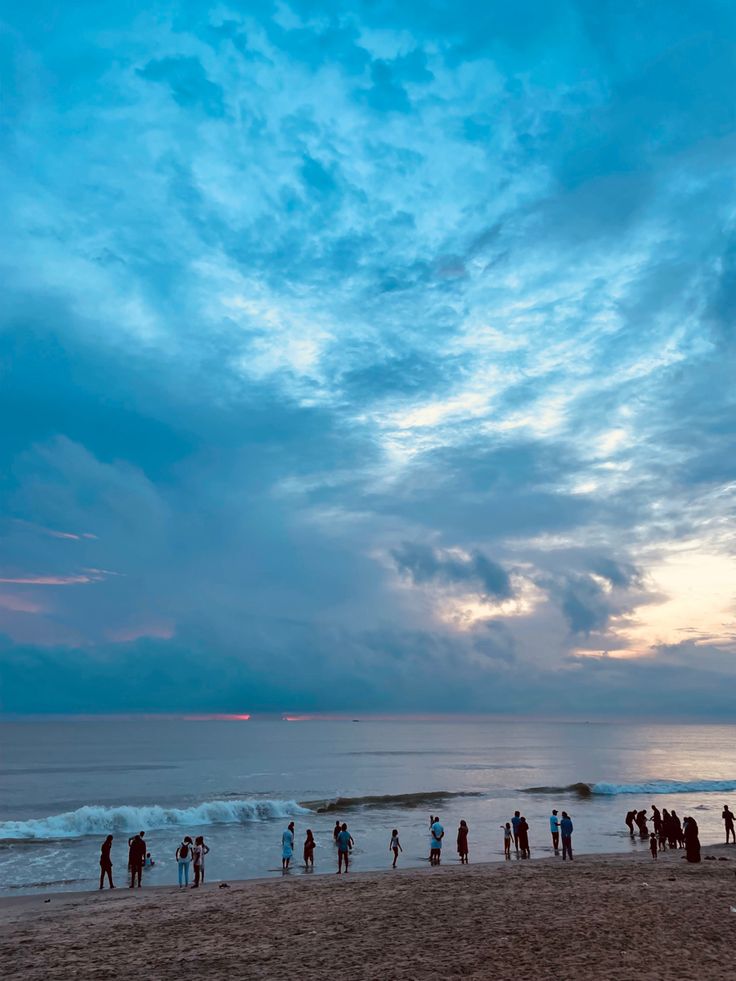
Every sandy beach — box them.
[3,845,735,981]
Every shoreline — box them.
[3,845,735,980]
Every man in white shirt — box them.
[550,810,560,852]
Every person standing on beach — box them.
[176,837,193,888]
[560,812,573,861]
[430,816,444,865]
[502,822,512,858]
[336,823,354,873]
[684,815,701,863]
[511,811,522,853]
[192,835,209,887]
[333,820,341,843]
[722,805,735,843]
[128,832,146,888]
[550,810,560,852]
[304,829,316,869]
[99,835,114,889]
[457,820,469,864]
[649,832,658,859]
[670,810,683,847]
[282,822,295,871]
[651,805,662,839]
[518,816,530,858]
[389,829,402,868]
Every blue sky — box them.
[1,1,735,717]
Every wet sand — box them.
[2,845,735,980]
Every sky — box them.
[1,1,735,718]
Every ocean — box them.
[1,718,734,894]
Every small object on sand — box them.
[667,877,676,881]
[219,882,230,889]
[44,899,51,903]
[731,907,736,914]
[718,857,729,861]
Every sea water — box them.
[1,718,734,894]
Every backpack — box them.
[179,843,188,859]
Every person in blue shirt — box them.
[549,810,560,852]
[560,812,574,861]
[430,818,444,865]
[511,811,521,854]
[336,823,354,874]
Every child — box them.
[144,852,155,868]
[502,822,512,858]
[457,820,469,864]
[649,832,658,860]
[389,829,402,868]
[304,829,316,869]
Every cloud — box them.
[392,542,513,599]
[0,1,735,716]
[136,56,226,117]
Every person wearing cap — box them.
[549,810,560,852]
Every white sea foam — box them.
[0,799,311,841]
[590,779,736,796]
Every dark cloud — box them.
[392,543,513,600]
[0,0,734,717]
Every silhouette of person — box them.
[684,815,701,863]
[560,812,573,860]
[723,805,735,844]
[99,835,114,889]
[518,816,530,858]
[625,810,636,836]
[128,833,146,888]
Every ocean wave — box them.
[0,798,311,841]
[301,791,481,813]
[521,779,736,797]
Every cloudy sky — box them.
[1,1,735,717]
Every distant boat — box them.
[352,719,360,723]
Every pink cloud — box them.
[0,574,96,585]
[108,622,175,643]
[0,593,46,613]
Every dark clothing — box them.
[518,820,530,857]
[562,835,573,860]
[551,831,559,850]
[684,817,701,863]
[128,836,145,887]
[99,840,114,888]
[457,827,469,856]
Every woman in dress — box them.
[282,821,295,870]
[303,829,316,869]
[684,815,701,863]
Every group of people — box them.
[281,820,355,873]
[624,805,704,862]
[97,830,207,889]
[98,802,732,889]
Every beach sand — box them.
[2,845,735,980]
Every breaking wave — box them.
[0,798,311,841]
[521,779,736,798]
[301,791,481,813]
